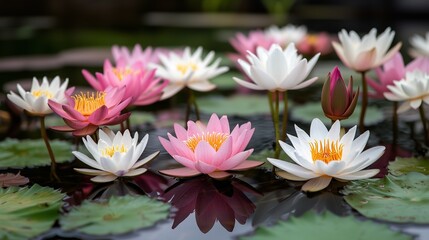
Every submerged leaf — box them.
[291,102,384,126]
[240,211,411,240]
[60,195,170,235]
[0,138,73,169]
[0,172,29,187]
[388,157,429,176]
[342,172,429,223]
[0,184,64,240]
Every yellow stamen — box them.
[176,62,198,76]
[185,132,229,152]
[101,144,128,158]
[72,92,105,116]
[31,90,53,99]
[307,34,318,46]
[112,67,138,81]
[309,139,343,164]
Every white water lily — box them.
[384,70,429,113]
[332,28,402,72]
[151,47,229,100]
[7,76,70,116]
[233,43,320,91]
[265,24,307,46]
[268,118,385,192]
[409,32,429,57]
[73,128,159,182]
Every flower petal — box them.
[267,158,319,179]
[159,167,201,177]
[301,176,332,192]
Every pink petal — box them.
[168,133,195,160]
[50,125,74,132]
[195,160,217,174]
[64,118,89,129]
[105,97,131,119]
[219,115,230,133]
[100,112,130,125]
[82,69,102,90]
[230,160,263,170]
[212,137,232,166]
[72,125,98,136]
[174,123,188,141]
[207,171,232,179]
[159,167,201,177]
[88,105,108,124]
[48,100,68,117]
[218,149,253,170]
[172,155,196,169]
[62,105,86,121]
[195,141,217,165]
[159,136,177,156]
[206,113,222,132]
[187,121,205,137]
[354,48,377,72]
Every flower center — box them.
[72,92,106,116]
[176,62,198,76]
[309,139,343,164]
[307,34,318,45]
[112,67,138,81]
[101,144,128,158]
[31,90,53,99]
[185,132,229,152]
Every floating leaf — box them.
[250,149,289,166]
[342,172,429,223]
[60,195,170,235]
[0,172,29,187]
[199,94,273,116]
[211,72,238,90]
[388,157,429,176]
[291,102,384,126]
[0,138,73,169]
[0,184,65,240]
[240,211,411,240]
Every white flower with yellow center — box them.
[384,70,429,113]
[72,128,159,182]
[151,47,229,100]
[409,32,429,57]
[268,118,385,192]
[7,76,69,116]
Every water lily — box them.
[321,66,359,121]
[228,30,274,64]
[268,118,385,192]
[409,32,429,58]
[297,32,332,56]
[265,24,307,47]
[112,44,159,67]
[82,60,167,107]
[159,114,262,179]
[7,76,71,116]
[73,128,159,182]
[48,87,131,136]
[332,27,401,132]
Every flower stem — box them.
[419,104,429,145]
[186,88,200,122]
[40,116,60,182]
[191,90,200,121]
[274,91,281,159]
[392,102,398,145]
[281,91,288,142]
[359,71,368,133]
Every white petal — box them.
[132,151,159,169]
[72,151,101,170]
[123,168,147,177]
[301,176,332,192]
[268,158,319,179]
[90,175,118,182]
[335,169,379,180]
[310,118,328,140]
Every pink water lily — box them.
[297,32,332,56]
[48,87,131,136]
[159,114,263,179]
[228,30,274,66]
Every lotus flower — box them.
[409,32,429,58]
[82,60,167,106]
[321,66,359,121]
[7,76,72,116]
[48,87,131,136]
[265,24,307,47]
[297,32,332,56]
[150,47,229,100]
[72,128,159,182]
[233,43,320,91]
[112,44,160,67]
[159,114,263,179]
[268,118,385,192]
[384,70,429,113]
[332,28,402,72]
[367,53,429,98]
[228,30,274,65]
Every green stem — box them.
[281,91,288,142]
[392,102,398,146]
[419,104,429,145]
[40,116,60,182]
[191,90,200,121]
[185,88,192,124]
[274,91,281,159]
[359,71,368,133]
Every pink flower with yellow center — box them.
[159,114,263,179]
[297,32,332,56]
[82,59,167,107]
[48,87,131,136]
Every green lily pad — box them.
[388,157,429,176]
[240,211,411,240]
[0,184,65,240]
[291,102,384,126]
[342,172,429,223]
[199,94,274,116]
[211,72,238,90]
[250,149,289,166]
[0,138,73,169]
[60,195,170,236]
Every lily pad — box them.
[250,149,289,166]
[290,102,384,126]
[388,157,429,176]
[211,72,238,90]
[342,172,429,223]
[60,195,170,236]
[0,138,74,169]
[240,211,411,240]
[199,94,273,116]
[0,184,65,240]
